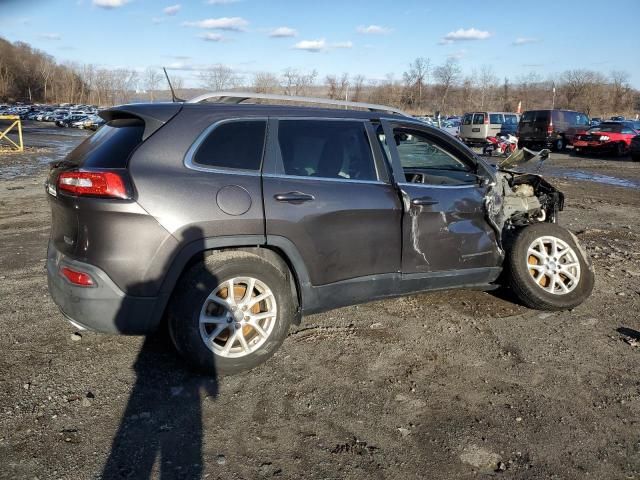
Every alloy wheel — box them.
[526,236,581,295]
[199,277,277,358]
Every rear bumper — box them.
[47,242,162,334]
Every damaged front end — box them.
[483,148,564,249]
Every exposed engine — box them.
[485,170,565,248]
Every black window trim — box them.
[184,117,268,176]
[269,116,385,184]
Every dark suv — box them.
[518,109,590,151]
[46,94,594,374]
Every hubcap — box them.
[199,277,277,358]
[526,236,581,295]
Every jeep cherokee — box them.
[46,93,594,374]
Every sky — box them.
[1,0,639,88]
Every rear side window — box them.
[193,120,266,171]
[489,113,503,124]
[472,113,485,125]
[277,120,376,181]
[504,114,518,125]
[66,119,144,168]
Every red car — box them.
[574,122,639,156]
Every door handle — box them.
[411,197,438,206]
[274,192,315,203]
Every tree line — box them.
[1,36,638,117]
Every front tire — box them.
[168,251,295,375]
[506,223,594,311]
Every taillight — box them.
[484,115,489,125]
[547,123,553,135]
[60,266,95,287]
[57,171,129,199]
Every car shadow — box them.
[101,226,219,480]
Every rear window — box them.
[472,113,485,125]
[504,114,518,125]
[193,120,266,171]
[277,120,376,181]
[66,118,144,168]
[489,114,503,124]
[521,111,550,123]
[462,113,473,125]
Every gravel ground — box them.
[1,123,639,480]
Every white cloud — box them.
[440,27,491,44]
[39,33,61,40]
[269,26,297,38]
[92,0,130,8]
[206,0,240,4]
[199,32,225,42]
[447,49,466,60]
[356,25,391,35]
[182,17,248,31]
[163,4,181,15]
[331,41,353,49]
[513,37,539,46]
[293,39,326,52]
[151,17,164,24]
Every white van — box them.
[460,112,520,145]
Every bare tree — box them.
[326,73,349,100]
[199,64,238,91]
[609,70,632,114]
[252,71,279,93]
[143,67,163,102]
[281,68,317,96]
[402,57,430,109]
[351,74,365,102]
[478,65,497,109]
[433,59,461,112]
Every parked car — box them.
[590,117,602,127]
[55,114,87,128]
[440,119,460,137]
[631,134,640,162]
[573,122,639,156]
[610,116,625,121]
[80,114,105,131]
[46,95,594,374]
[517,109,590,151]
[460,112,520,145]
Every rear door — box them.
[262,118,402,287]
[379,120,501,274]
[519,110,550,141]
[489,113,504,136]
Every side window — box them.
[621,128,635,134]
[193,120,266,171]
[277,120,377,181]
[392,129,475,186]
[576,114,589,126]
[489,113,503,125]
[472,113,485,125]
[504,114,518,125]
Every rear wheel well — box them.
[172,246,302,323]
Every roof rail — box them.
[186,91,411,117]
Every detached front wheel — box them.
[507,223,594,310]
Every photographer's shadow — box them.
[101,227,218,480]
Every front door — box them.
[262,118,402,287]
[379,120,501,274]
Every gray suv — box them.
[46,93,594,374]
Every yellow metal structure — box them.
[0,115,24,152]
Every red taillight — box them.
[484,114,489,125]
[60,266,95,287]
[547,123,553,135]
[57,171,128,199]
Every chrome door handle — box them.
[274,192,315,203]
[411,197,438,206]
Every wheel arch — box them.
[150,235,310,329]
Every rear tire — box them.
[168,251,294,375]
[553,138,565,152]
[632,153,640,162]
[506,223,594,311]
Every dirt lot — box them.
[1,123,639,480]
